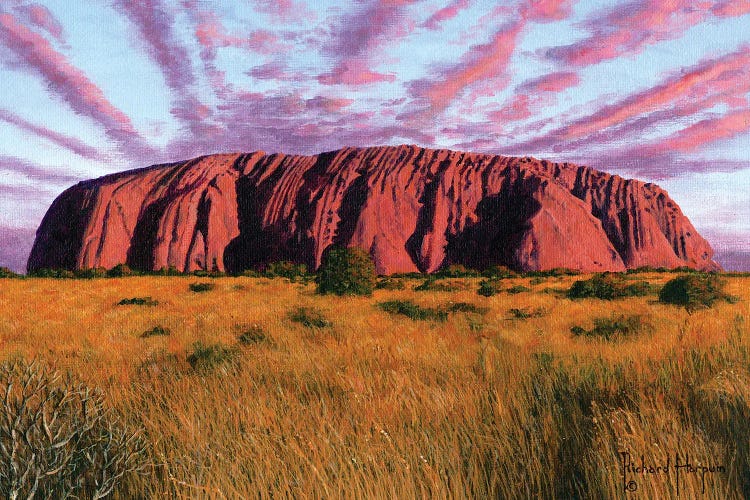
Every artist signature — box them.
[621,451,726,496]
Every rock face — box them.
[28,145,720,274]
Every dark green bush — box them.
[481,265,517,279]
[107,264,135,277]
[375,277,406,290]
[414,278,468,292]
[0,267,20,278]
[434,264,480,278]
[478,279,501,297]
[659,274,734,311]
[445,302,488,314]
[29,268,75,278]
[118,296,158,306]
[156,265,182,276]
[189,282,215,293]
[377,300,448,322]
[507,285,531,294]
[567,273,651,300]
[289,307,332,328]
[570,314,648,340]
[265,261,308,280]
[74,267,108,279]
[140,325,170,338]
[238,325,269,345]
[316,247,376,296]
[509,307,547,319]
[187,342,238,372]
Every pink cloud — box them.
[423,0,470,30]
[410,20,524,112]
[560,46,750,140]
[712,1,750,17]
[488,94,533,122]
[0,13,139,146]
[547,1,750,67]
[0,154,82,185]
[650,108,750,153]
[115,0,214,137]
[319,0,418,86]
[0,108,107,161]
[318,61,396,85]
[518,71,580,93]
[15,3,64,44]
[524,0,574,22]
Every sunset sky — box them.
[0,0,748,271]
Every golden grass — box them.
[1,273,749,498]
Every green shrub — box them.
[445,302,488,314]
[316,247,376,296]
[0,359,146,498]
[478,279,501,297]
[29,268,75,278]
[0,266,20,278]
[107,264,135,277]
[74,267,108,279]
[567,273,651,300]
[238,324,269,345]
[377,300,448,322]
[156,265,182,276]
[509,307,547,319]
[481,265,517,279]
[507,285,531,294]
[189,282,215,293]
[187,342,238,372]
[570,315,648,340]
[434,264,480,278]
[118,296,158,306]
[264,261,308,280]
[375,277,406,290]
[414,278,468,292]
[659,274,735,311]
[140,325,170,338]
[289,307,332,328]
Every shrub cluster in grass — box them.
[378,300,448,322]
[659,274,737,311]
[414,278,469,292]
[264,261,309,281]
[289,307,332,328]
[0,266,21,278]
[140,325,170,338]
[0,359,146,498]
[377,300,487,321]
[481,265,517,279]
[508,307,547,319]
[524,268,580,278]
[187,342,238,372]
[238,324,270,345]
[570,315,648,340]
[189,282,215,293]
[107,264,135,277]
[118,296,158,306]
[477,280,530,296]
[375,277,406,290]
[316,247,377,296]
[433,264,481,278]
[567,273,652,300]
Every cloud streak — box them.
[0,12,139,147]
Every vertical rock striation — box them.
[28,145,720,274]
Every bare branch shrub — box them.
[0,359,146,499]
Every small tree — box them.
[316,246,376,296]
[659,274,733,311]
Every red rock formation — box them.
[27,145,720,274]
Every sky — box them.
[0,0,748,272]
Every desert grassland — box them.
[0,274,749,499]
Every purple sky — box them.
[0,0,748,272]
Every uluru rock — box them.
[27,145,720,274]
